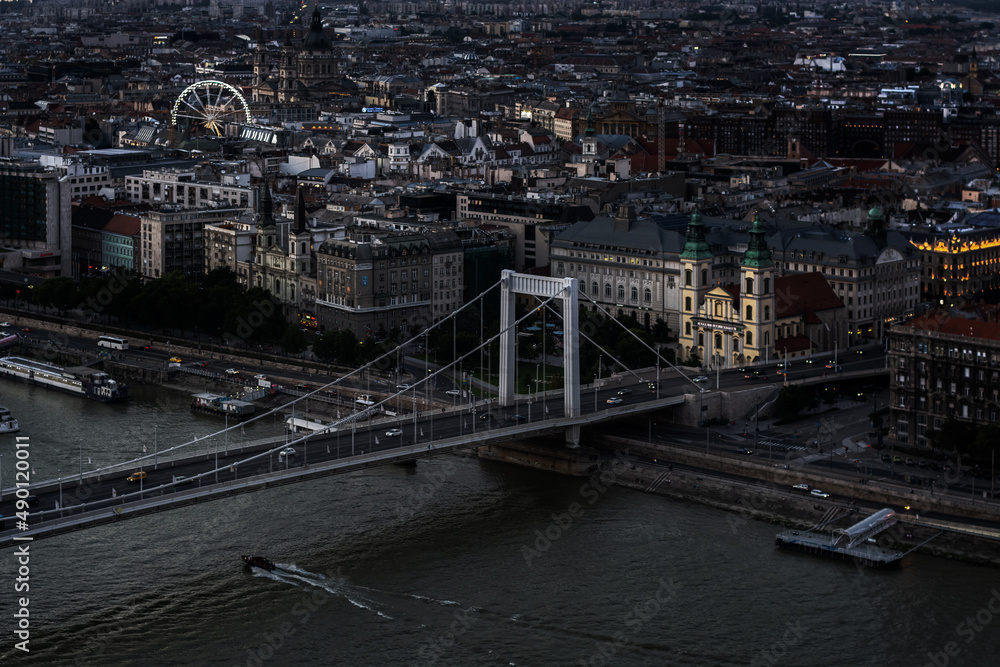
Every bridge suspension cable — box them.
[84,277,507,479]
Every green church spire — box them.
[680,209,712,260]
[741,212,774,268]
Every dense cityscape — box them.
[2,0,1000,664]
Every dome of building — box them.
[302,5,331,50]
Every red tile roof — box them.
[903,312,1000,341]
[103,214,141,236]
[774,271,843,319]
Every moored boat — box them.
[0,406,18,434]
[0,356,129,402]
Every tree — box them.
[282,326,306,354]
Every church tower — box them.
[289,187,311,277]
[739,212,775,364]
[256,179,277,260]
[278,30,297,102]
[581,104,598,162]
[252,34,267,102]
[679,208,713,363]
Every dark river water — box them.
[1,383,999,666]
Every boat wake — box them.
[251,563,394,619]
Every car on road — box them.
[169,356,182,363]
[0,323,9,328]
[278,447,296,458]
[445,389,462,396]
[792,483,811,492]
[647,382,658,391]
[905,458,915,466]
[20,327,31,333]
[804,358,816,364]
[776,370,788,377]
[893,455,902,464]
[295,383,313,391]
[173,475,193,486]
[825,361,838,369]
[882,454,892,462]
[127,471,147,483]
[617,388,632,396]
[810,489,830,498]
[508,415,525,422]
[479,412,492,420]
[738,447,755,455]
[225,368,240,375]
[396,384,413,390]
[606,397,623,405]
[693,375,709,383]
[385,428,404,437]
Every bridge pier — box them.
[564,424,581,448]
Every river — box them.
[0,383,998,666]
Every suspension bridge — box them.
[0,271,873,547]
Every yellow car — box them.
[169,357,182,363]
[127,471,147,483]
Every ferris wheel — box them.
[171,80,251,136]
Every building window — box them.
[644,288,651,303]
[763,277,770,294]
[685,269,692,286]
[631,286,638,302]
[685,321,691,335]
[715,333,722,349]
[745,277,754,294]
[746,305,753,320]
[685,296,692,311]
[747,331,753,346]
[605,283,612,298]
[701,269,708,285]
[764,331,770,346]
[592,281,598,295]
[764,306,770,320]
[618,284,625,300]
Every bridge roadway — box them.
[0,350,889,548]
